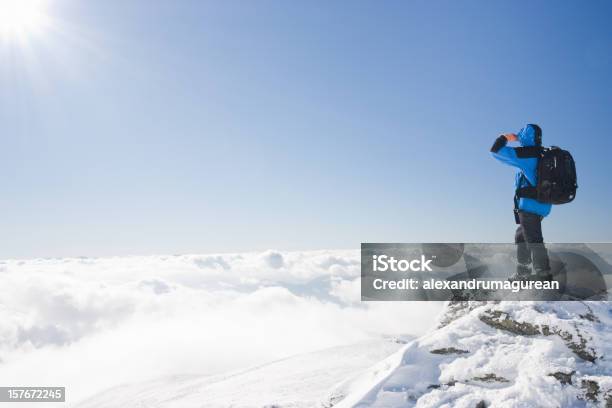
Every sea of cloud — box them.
[0,249,443,404]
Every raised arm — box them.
[490,133,522,169]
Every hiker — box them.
[490,124,552,281]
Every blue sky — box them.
[1,0,611,258]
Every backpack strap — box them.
[516,186,537,199]
[516,173,537,199]
[513,173,538,224]
[513,146,545,158]
[511,147,547,223]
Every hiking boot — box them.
[509,264,531,282]
[534,268,553,282]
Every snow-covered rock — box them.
[331,301,612,408]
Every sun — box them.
[0,0,48,40]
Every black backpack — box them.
[514,145,578,205]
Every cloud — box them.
[330,277,362,304]
[260,250,285,269]
[193,255,231,270]
[0,250,443,404]
[138,279,172,294]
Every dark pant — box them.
[515,211,550,273]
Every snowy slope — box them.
[75,301,612,408]
[331,301,612,408]
[75,338,408,408]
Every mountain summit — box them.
[331,301,612,408]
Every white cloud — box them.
[259,250,285,269]
[0,250,443,404]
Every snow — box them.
[76,338,408,408]
[334,301,612,407]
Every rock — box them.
[605,392,612,408]
[480,309,597,362]
[479,310,540,335]
[580,310,600,323]
[472,373,509,383]
[558,329,597,362]
[548,371,574,385]
[430,347,469,355]
[427,381,456,390]
[581,379,600,402]
[475,401,487,408]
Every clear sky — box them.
[1,0,611,258]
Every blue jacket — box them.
[490,125,552,217]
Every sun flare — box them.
[0,0,48,40]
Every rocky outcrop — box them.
[479,309,540,335]
[331,301,612,407]
[479,308,598,362]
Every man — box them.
[490,124,552,281]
